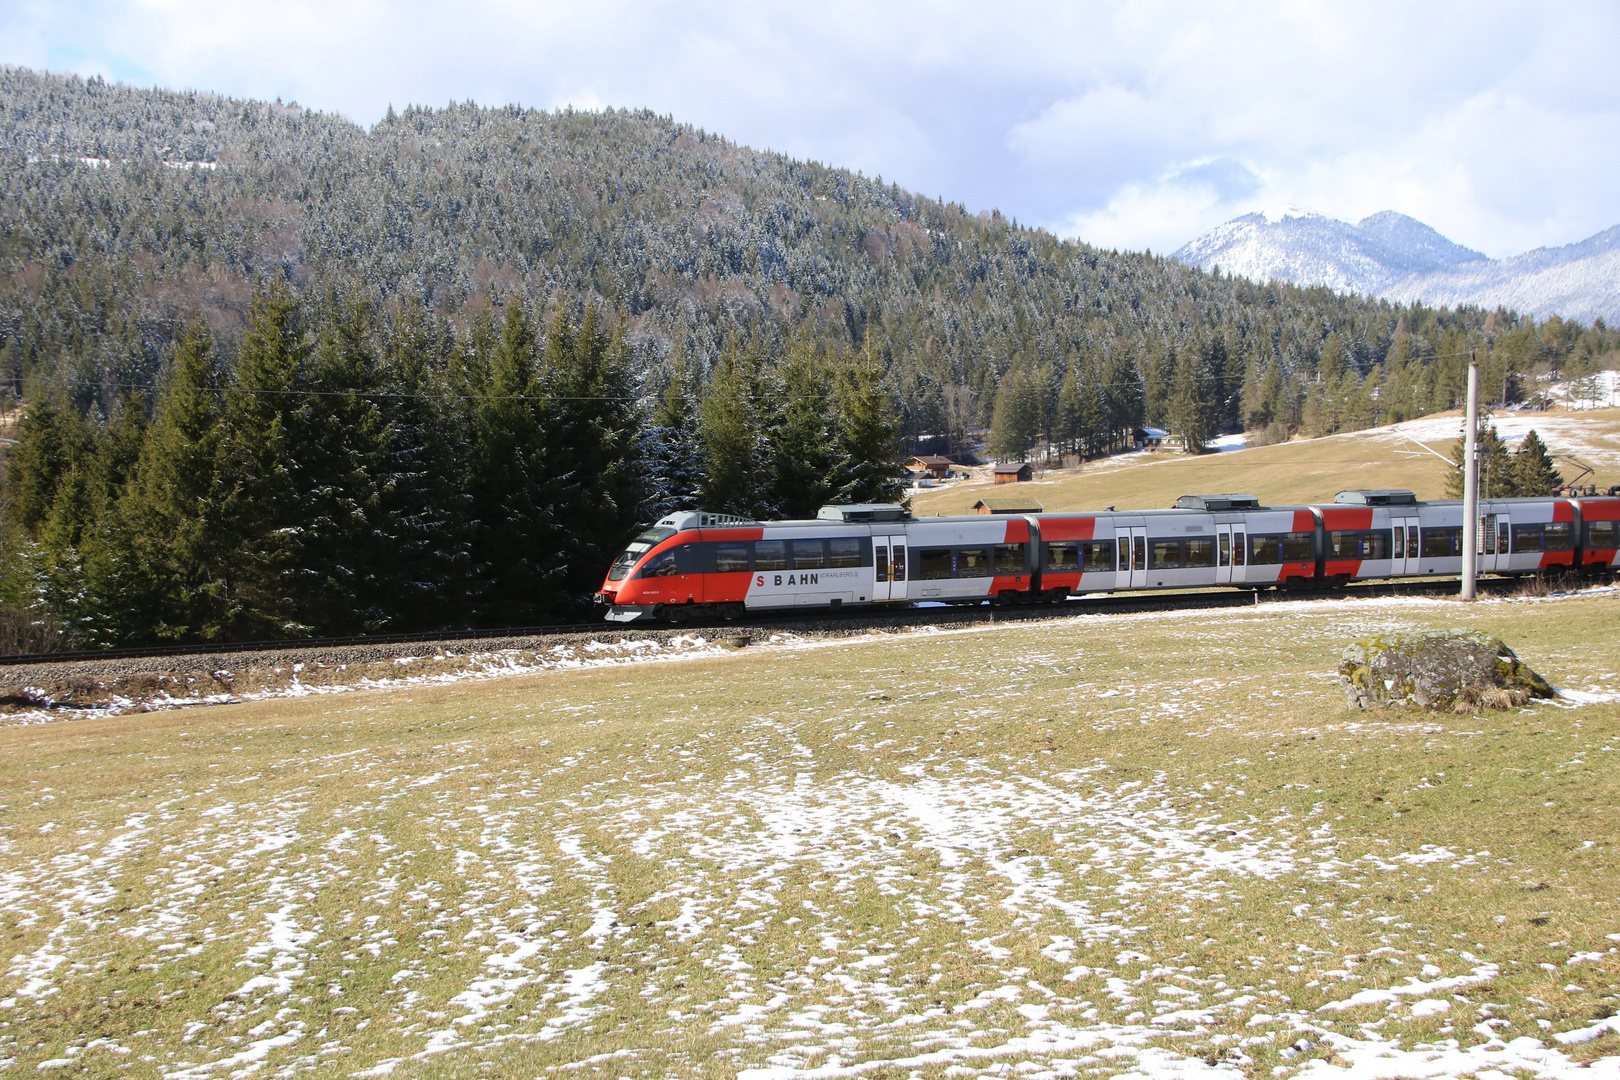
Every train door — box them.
[1119,526,1148,589]
[873,535,906,601]
[1391,516,1420,575]
[1215,524,1238,584]
[1481,512,1509,573]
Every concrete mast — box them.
[1461,352,1479,601]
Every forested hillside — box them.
[1,66,1616,647]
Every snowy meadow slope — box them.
[2,592,1618,1078]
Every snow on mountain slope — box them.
[1172,208,1484,295]
[1174,210,1619,323]
[1382,225,1620,325]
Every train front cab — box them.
[598,510,763,622]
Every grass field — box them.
[2,590,1619,1078]
[909,408,1620,516]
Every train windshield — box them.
[607,527,676,581]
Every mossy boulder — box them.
[1340,629,1555,712]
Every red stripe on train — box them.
[1040,518,1095,542]
[1320,508,1373,530]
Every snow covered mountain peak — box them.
[1173,210,1617,323]
[1255,205,1327,225]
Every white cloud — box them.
[1,0,1617,258]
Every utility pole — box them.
[1461,351,1480,601]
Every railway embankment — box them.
[0,577,1600,721]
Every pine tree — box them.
[1512,429,1563,496]
[646,343,704,516]
[1102,349,1144,453]
[1055,364,1081,458]
[542,305,652,607]
[3,392,94,535]
[1446,423,1517,499]
[698,344,770,517]
[767,343,849,518]
[834,351,905,505]
[464,298,559,625]
[103,322,225,641]
[380,300,470,628]
[1168,344,1218,453]
[1075,361,1106,458]
[293,295,392,633]
[989,365,1040,461]
[214,286,315,638]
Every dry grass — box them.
[910,408,1620,517]
[1,592,1618,1078]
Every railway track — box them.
[0,572,1549,672]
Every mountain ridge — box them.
[1173,210,1619,323]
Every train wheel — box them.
[665,605,689,625]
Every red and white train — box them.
[596,489,1620,623]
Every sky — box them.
[3,0,1618,259]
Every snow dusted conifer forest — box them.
[0,66,1617,647]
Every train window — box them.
[917,548,953,580]
[1544,522,1573,551]
[1511,524,1542,552]
[1081,541,1114,572]
[1328,531,1353,558]
[1497,528,1509,555]
[1133,535,1146,571]
[1360,531,1390,559]
[893,545,906,581]
[1406,529,1419,559]
[1588,521,1619,548]
[958,548,991,577]
[1149,539,1183,569]
[791,540,825,570]
[1392,526,1404,555]
[1421,527,1461,558]
[875,547,889,582]
[1046,543,1080,572]
[608,526,676,581]
[1218,533,1230,567]
[1233,532,1245,565]
[1117,537,1129,568]
[1283,532,1314,561]
[993,544,1026,573]
[1185,537,1215,568]
[715,542,749,573]
[828,538,862,568]
[754,540,788,571]
[1249,535,1281,564]
[635,550,679,578]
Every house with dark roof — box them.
[972,496,1044,514]
[905,455,955,479]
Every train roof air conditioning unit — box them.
[1334,489,1417,506]
[1174,494,1261,511]
[817,504,913,522]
